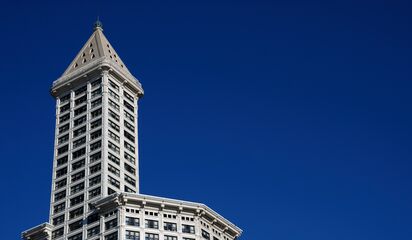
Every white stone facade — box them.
[21,23,242,240]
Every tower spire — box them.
[93,17,103,31]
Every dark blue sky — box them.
[0,0,411,239]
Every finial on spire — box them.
[93,17,103,31]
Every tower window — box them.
[70,194,84,207]
[69,219,83,232]
[108,176,120,189]
[69,206,84,219]
[68,233,82,240]
[70,182,84,194]
[87,225,100,238]
[89,175,101,186]
[52,227,64,239]
[105,218,118,230]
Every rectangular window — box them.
[145,233,159,240]
[75,95,87,106]
[182,225,195,234]
[108,152,120,165]
[125,217,139,226]
[89,187,101,199]
[72,159,85,170]
[91,97,102,108]
[109,99,120,111]
[73,126,86,137]
[145,219,159,229]
[57,145,68,155]
[90,119,102,129]
[108,187,116,195]
[89,175,101,187]
[124,175,136,186]
[53,202,65,214]
[71,182,84,194]
[53,215,65,226]
[108,176,120,189]
[87,213,99,224]
[124,120,135,132]
[108,141,120,154]
[91,108,102,118]
[91,87,101,98]
[124,100,134,112]
[91,78,101,88]
[70,194,84,207]
[69,219,83,232]
[60,94,70,103]
[109,88,120,100]
[124,111,135,122]
[59,113,70,123]
[125,230,139,240]
[55,178,67,189]
[124,163,135,175]
[201,230,210,240]
[90,163,101,174]
[56,156,68,166]
[164,222,177,232]
[108,164,120,176]
[109,120,120,132]
[71,170,85,182]
[124,141,135,153]
[68,233,82,240]
[52,227,64,239]
[105,218,118,230]
[74,105,87,116]
[60,103,70,114]
[124,91,134,103]
[59,124,69,134]
[87,225,100,238]
[109,80,119,91]
[125,186,136,193]
[90,129,102,140]
[109,130,120,143]
[73,137,86,148]
[58,134,69,145]
[105,232,118,240]
[124,130,135,143]
[74,115,87,127]
[109,109,120,121]
[89,151,101,163]
[69,206,84,219]
[54,190,66,201]
[90,140,102,151]
[75,85,87,96]
[56,167,67,178]
[124,152,135,164]
[72,147,86,159]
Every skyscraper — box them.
[21,22,242,240]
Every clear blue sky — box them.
[0,0,411,239]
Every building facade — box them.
[21,22,242,240]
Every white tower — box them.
[22,22,242,240]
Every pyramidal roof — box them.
[62,22,131,76]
